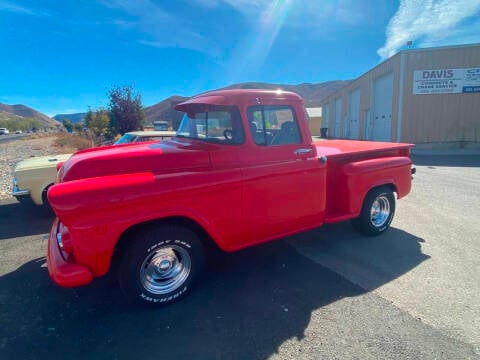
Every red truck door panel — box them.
[238,105,327,248]
[241,145,326,247]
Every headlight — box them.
[56,222,74,256]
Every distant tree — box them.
[85,108,110,137]
[107,85,145,135]
[84,108,94,129]
[25,117,41,132]
[73,123,83,133]
[62,119,74,133]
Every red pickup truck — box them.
[47,89,414,306]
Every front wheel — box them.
[351,187,395,236]
[118,225,205,306]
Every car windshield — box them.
[114,134,135,144]
[176,106,244,144]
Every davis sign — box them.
[413,68,480,95]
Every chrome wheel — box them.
[140,245,191,295]
[370,195,391,227]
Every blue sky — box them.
[0,0,479,116]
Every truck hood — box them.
[14,153,73,172]
[60,138,212,182]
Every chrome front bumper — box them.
[47,218,93,287]
[12,177,30,197]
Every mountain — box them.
[220,80,350,107]
[144,80,350,125]
[144,95,189,128]
[53,113,86,124]
[0,103,61,128]
[0,110,23,122]
[50,80,350,129]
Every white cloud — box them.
[0,1,49,16]
[195,0,365,25]
[378,0,480,60]
[101,0,216,53]
[195,0,270,14]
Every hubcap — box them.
[140,245,191,295]
[370,195,390,227]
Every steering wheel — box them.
[223,129,233,141]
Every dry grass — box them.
[53,133,93,152]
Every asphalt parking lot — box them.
[0,155,479,359]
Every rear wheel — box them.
[40,185,54,213]
[118,225,205,306]
[351,187,395,236]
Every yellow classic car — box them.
[13,153,73,206]
[12,130,176,207]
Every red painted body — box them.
[47,89,414,288]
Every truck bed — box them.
[313,139,414,223]
[314,139,414,159]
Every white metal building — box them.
[320,43,480,148]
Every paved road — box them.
[0,133,31,144]
[0,155,478,359]
[291,155,480,351]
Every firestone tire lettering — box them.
[118,225,205,307]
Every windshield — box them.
[176,106,244,144]
[114,134,135,144]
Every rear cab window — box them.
[247,105,302,146]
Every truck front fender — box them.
[48,170,242,276]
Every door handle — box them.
[294,148,312,155]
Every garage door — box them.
[346,88,360,139]
[371,73,393,141]
[334,98,342,138]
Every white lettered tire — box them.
[118,225,205,306]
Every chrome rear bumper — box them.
[12,177,30,197]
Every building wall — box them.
[308,116,322,136]
[400,45,480,144]
[306,108,323,137]
[321,55,401,141]
[321,43,480,145]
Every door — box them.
[240,105,327,248]
[323,103,329,134]
[372,73,393,141]
[347,89,360,139]
[334,98,342,138]
[364,109,371,139]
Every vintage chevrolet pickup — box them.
[47,89,414,306]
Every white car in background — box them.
[12,130,176,207]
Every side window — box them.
[247,106,301,146]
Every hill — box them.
[144,80,349,126]
[0,103,61,128]
[53,113,86,124]
[220,80,349,107]
[51,80,350,129]
[0,110,23,122]
[144,95,189,129]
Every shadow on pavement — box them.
[0,225,427,360]
[0,200,54,240]
[412,154,480,167]
[286,224,429,292]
